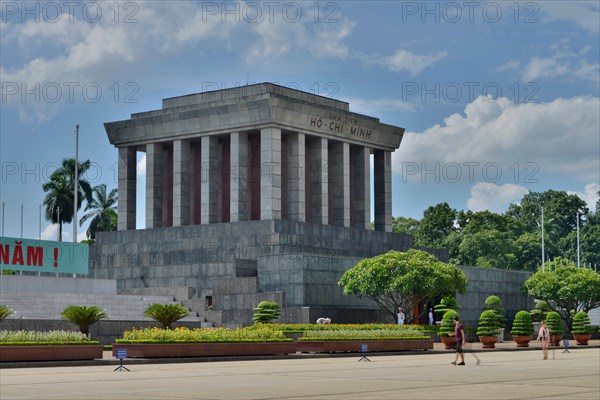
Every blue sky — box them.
[1,1,599,241]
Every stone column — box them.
[330,141,350,227]
[287,132,306,222]
[374,150,392,232]
[353,146,371,230]
[260,127,282,220]
[146,143,163,228]
[173,139,190,226]
[201,135,219,224]
[308,137,328,225]
[117,146,136,230]
[230,132,249,222]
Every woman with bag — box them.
[537,320,551,360]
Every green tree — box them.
[338,249,467,323]
[457,230,519,269]
[392,216,420,236]
[559,224,600,266]
[79,184,118,239]
[507,190,587,242]
[61,305,108,336]
[144,303,189,329]
[414,203,456,248]
[523,260,600,329]
[514,232,542,271]
[43,158,93,241]
[252,301,282,323]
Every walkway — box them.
[1,343,598,399]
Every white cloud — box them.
[568,183,600,212]
[522,57,570,81]
[467,183,529,213]
[343,96,417,116]
[395,96,600,182]
[518,41,599,85]
[41,223,59,241]
[40,223,87,242]
[541,2,600,33]
[378,49,447,76]
[137,154,146,177]
[496,60,520,72]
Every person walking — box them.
[537,320,551,360]
[451,315,466,366]
[428,308,434,326]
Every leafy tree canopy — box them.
[338,249,467,323]
[523,259,600,329]
[414,203,456,248]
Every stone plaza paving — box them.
[1,344,598,400]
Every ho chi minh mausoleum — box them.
[88,83,447,327]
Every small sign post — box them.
[358,343,371,362]
[562,338,570,353]
[114,348,130,372]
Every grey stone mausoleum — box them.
[90,83,521,327]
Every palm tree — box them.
[80,184,118,239]
[42,158,93,241]
[61,305,108,336]
[144,303,189,329]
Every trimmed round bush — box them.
[483,295,506,328]
[252,301,281,324]
[572,311,592,335]
[511,310,534,336]
[545,311,565,335]
[530,300,550,322]
[438,310,459,337]
[476,310,502,336]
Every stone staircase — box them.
[0,275,201,323]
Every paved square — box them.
[1,347,598,400]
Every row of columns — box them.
[117,128,392,232]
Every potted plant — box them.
[510,310,534,347]
[252,301,282,323]
[571,311,593,345]
[545,311,565,346]
[438,310,459,349]
[530,300,550,323]
[483,295,507,341]
[476,310,501,348]
[433,296,460,321]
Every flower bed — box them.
[113,326,432,357]
[0,330,102,362]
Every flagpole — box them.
[73,124,79,243]
[576,212,580,268]
[541,207,545,272]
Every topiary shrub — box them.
[144,303,189,329]
[61,305,108,336]
[529,300,551,322]
[511,310,534,336]
[0,305,15,322]
[252,301,281,324]
[438,310,459,337]
[571,311,592,334]
[476,310,502,336]
[434,296,460,319]
[483,295,507,328]
[545,311,565,336]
